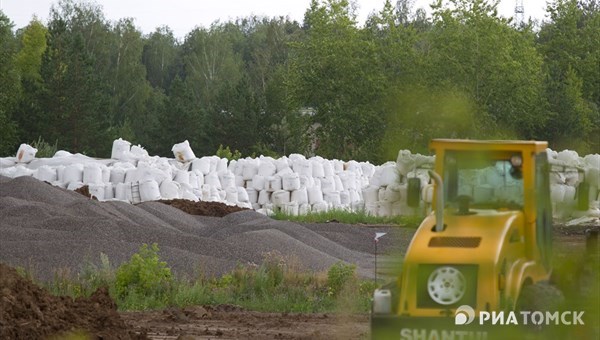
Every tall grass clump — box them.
[271,208,422,227]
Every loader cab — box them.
[430,139,552,265]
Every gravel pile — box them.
[0,176,411,280]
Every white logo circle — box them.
[455,305,476,325]
[427,266,466,305]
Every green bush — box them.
[30,136,58,158]
[216,144,242,160]
[115,243,173,299]
[327,262,356,297]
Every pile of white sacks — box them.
[0,139,598,220]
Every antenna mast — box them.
[515,0,525,27]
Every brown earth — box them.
[121,305,369,340]
[158,198,248,217]
[74,185,98,200]
[0,263,146,340]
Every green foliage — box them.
[216,144,242,160]
[29,137,58,158]
[271,208,423,227]
[114,243,173,300]
[326,261,356,297]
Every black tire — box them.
[517,281,564,312]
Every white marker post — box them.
[374,232,387,282]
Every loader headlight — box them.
[427,266,466,305]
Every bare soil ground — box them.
[121,306,369,340]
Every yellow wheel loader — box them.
[371,140,581,339]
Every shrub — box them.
[327,262,356,297]
[115,243,173,299]
[216,144,242,161]
[30,136,58,158]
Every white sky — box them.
[2,0,549,39]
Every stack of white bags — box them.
[0,139,598,220]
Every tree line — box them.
[0,0,598,162]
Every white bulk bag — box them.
[192,157,211,175]
[218,189,226,201]
[312,202,328,213]
[320,177,335,193]
[422,184,434,203]
[189,171,199,189]
[564,169,580,187]
[67,181,84,191]
[349,189,361,203]
[111,138,131,160]
[88,183,105,200]
[275,157,290,172]
[104,183,114,200]
[324,191,341,206]
[292,159,312,177]
[124,168,139,183]
[130,145,149,159]
[379,201,392,217]
[266,176,282,192]
[334,175,344,191]
[384,184,402,202]
[234,175,245,187]
[379,163,398,187]
[312,161,325,178]
[556,150,579,166]
[83,164,103,184]
[225,187,238,203]
[204,172,221,189]
[115,182,133,202]
[291,187,308,204]
[361,163,375,178]
[16,144,37,163]
[299,175,315,189]
[362,186,379,205]
[282,173,301,191]
[109,168,126,184]
[101,166,110,183]
[35,165,57,182]
[332,160,344,174]
[252,175,266,191]
[563,185,576,203]
[322,161,334,177]
[53,150,72,158]
[63,164,84,184]
[173,169,190,186]
[228,159,237,172]
[172,140,196,162]
[299,203,312,215]
[139,180,161,202]
[258,190,271,205]
[160,180,180,199]
[272,190,291,205]
[340,190,350,205]
[245,187,258,203]
[282,202,299,216]
[237,186,250,203]
[182,190,199,202]
[258,160,276,177]
[308,187,324,204]
[56,165,65,182]
[217,158,228,172]
[242,160,259,180]
[551,184,566,203]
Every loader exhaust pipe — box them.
[428,170,444,232]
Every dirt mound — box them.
[0,263,145,339]
[74,185,98,200]
[158,198,248,217]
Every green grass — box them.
[271,208,423,227]
[21,245,377,313]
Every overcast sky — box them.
[2,0,550,38]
